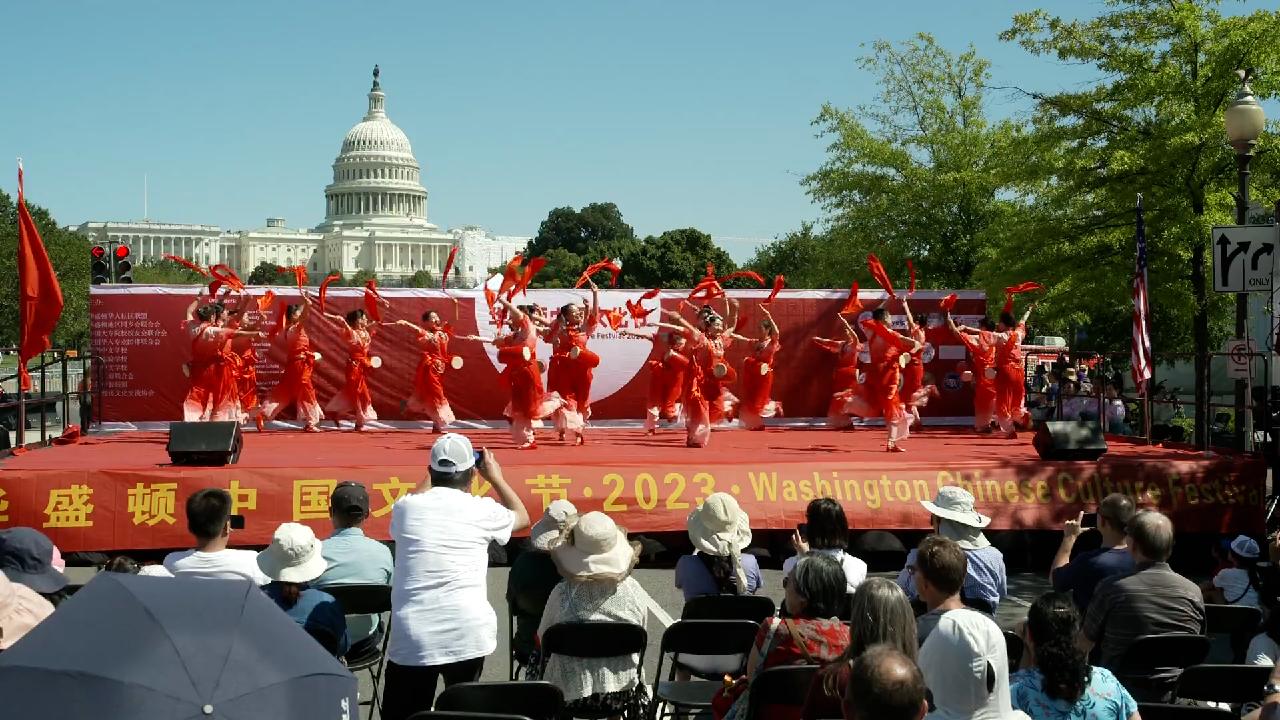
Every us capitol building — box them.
[75,67,526,286]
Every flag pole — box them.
[15,158,26,449]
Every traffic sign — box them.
[1223,338,1256,380]
[1213,225,1278,293]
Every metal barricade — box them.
[0,348,103,451]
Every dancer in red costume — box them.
[991,303,1036,438]
[393,310,486,433]
[181,292,264,422]
[308,297,381,431]
[734,305,782,431]
[495,298,566,449]
[897,298,938,429]
[220,294,268,431]
[255,303,324,432]
[947,312,998,433]
[621,328,690,435]
[813,317,863,428]
[661,298,739,447]
[546,279,600,444]
[844,306,923,452]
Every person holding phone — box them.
[162,488,270,585]
[784,498,867,594]
[1050,493,1136,612]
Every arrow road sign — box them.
[1213,225,1279,293]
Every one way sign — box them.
[1213,225,1279,293]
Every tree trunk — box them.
[1192,240,1208,447]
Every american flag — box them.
[1131,195,1153,393]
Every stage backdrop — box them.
[90,287,987,423]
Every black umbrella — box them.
[0,573,358,719]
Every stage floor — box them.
[0,427,1265,551]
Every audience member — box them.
[1201,534,1261,607]
[1051,494,1136,612]
[804,578,918,720]
[314,481,394,658]
[0,572,55,650]
[257,522,350,657]
[785,497,867,593]
[715,553,851,720]
[102,556,140,574]
[538,511,651,718]
[163,489,269,584]
[678,492,762,598]
[1248,610,1280,666]
[898,487,1007,613]
[919,608,1030,720]
[843,645,929,720]
[0,527,70,605]
[1011,593,1138,720]
[1102,384,1131,434]
[1059,379,1093,421]
[1082,510,1204,669]
[382,433,530,720]
[507,498,576,673]
[912,535,969,642]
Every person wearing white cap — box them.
[898,487,1007,613]
[1202,534,1262,608]
[382,433,530,720]
[677,493,761,599]
[257,522,350,657]
[918,608,1030,720]
[507,499,578,673]
[538,511,650,717]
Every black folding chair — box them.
[539,622,648,720]
[681,594,775,622]
[325,584,393,717]
[1114,634,1211,703]
[305,624,342,657]
[1204,604,1262,664]
[1175,664,1271,706]
[649,620,761,720]
[436,681,564,720]
[1136,703,1236,720]
[1004,630,1025,672]
[407,712,534,720]
[507,602,521,680]
[744,665,820,720]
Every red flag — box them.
[164,254,211,277]
[497,254,524,300]
[764,275,785,304]
[364,279,386,322]
[939,293,958,312]
[442,245,460,290]
[716,270,767,287]
[604,308,625,331]
[866,254,895,298]
[277,265,307,289]
[640,288,662,301]
[15,161,64,392]
[515,256,548,297]
[256,290,276,312]
[838,282,863,316]
[318,273,341,312]
[1002,281,1043,314]
[483,285,497,314]
[687,278,725,301]
[907,260,916,295]
[575,258,621,289]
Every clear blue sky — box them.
[0,1,1261,261]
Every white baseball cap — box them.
[430,432,476,473]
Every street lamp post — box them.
[1225,68,1266,450]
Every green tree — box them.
[622,228,736,288]
[0,190,90,350]
[406,269,435,288]
[348,268,379,287]
[246,261,289,286]
[525,203,639,286]
[999,0,1280,441]
[748,224,834,288]
[131,258,206,285]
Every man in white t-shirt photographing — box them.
[381,433,531,720]
[163,488,269,584]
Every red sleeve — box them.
[861,320,914,352]
[811,338,841,353]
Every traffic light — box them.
[91,245,110,284]
[113,245,133,284]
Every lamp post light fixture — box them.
[1224,68,1265,450]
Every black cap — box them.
[330,482,370,518]
[0,527,68,594]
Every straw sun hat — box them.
[550,511,640,581]
[256,523,328,584]
[686,492,752,590]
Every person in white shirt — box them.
[784,497,868,594]
[163,488,269,584]
[381,433,531,720]
[1202,535,1262,608]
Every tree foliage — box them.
[406,269,434,288]
[0,190,90,350]
[246,261,289,286]
[347,268,379,287]
[131,258,205,285]
[525,203,639,287]
[622,228,736,288]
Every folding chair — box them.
[1004,630,1025,672]
[681,594,775,623]
[1136,703,1236,720]
[407,712,534,720]
[649,620,761,720]
[1204,604,1262,664]
[325,584,393,718]
[539,622,648,720]
[436,681,564,720]
[507,602,521,680]
[305,624,343,657]
[744,665,820,720]
[1114,634,1211,703]
[1175,664,1271,706]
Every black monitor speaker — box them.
[1033,420,1108,461]
[167,421,243,466]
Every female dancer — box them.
[254,303,323,432]
[546,279,600,444]
[947,312,998,433]
[812,316,862,428]
[661,297,739,447]
[847,306,922,452]
[991,303,1035,438]
[181,291,263,422]
[393,310,486,433]
[495,297,566,449]
[898,298,936,428]
[620,328,690,435]
[307,296,380,431]
[220,294,267,430]
[733,305,782,431]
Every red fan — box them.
[276,265,308,289]
[163,254,210,277]
[939,293,958,312]
[442,245,460,291]
[1002,280,1044,313]
[717,270,767,287]
[866,254,895,298]
[764,275,785,304]
[687,278,724,301]
[838,282,863,316]
[364,279,388,322]
[318,273,342,313]
[604,308,625,331]
[256,290,276,312]
[483,285,497,314]
[624,299,654,322]
[513,256,547,298]
[497,254,524,300]
[640,288,661,301]
[575,258,621,289]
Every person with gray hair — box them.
[844,645,928,720]
[1082,509,1204,669]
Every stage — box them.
[0,426,1266,552]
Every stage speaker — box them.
[1033,420,1108,461]
[167,421,242,466]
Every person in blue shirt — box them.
[897,487,1007,612]
[1051,493,1136,612]
[257,522,349,657]
[314,482,394,658]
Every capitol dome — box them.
[317,66,431,230]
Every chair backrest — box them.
[681,594,775,622]
[1136,703,1236,720]
[1116,634,1211,674]
[539,622,647,670]
[304,624,342,657]
[1175,664,1271,705]
[435,681,564,720]
[660,619,762,657]
[322,583,392,615]
[1205,604,1262,634]
[744,665,820,720]
[1003,630,1025,671]
[406,712,534,720]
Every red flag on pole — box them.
[16,160,65,392]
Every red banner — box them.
[90,287,988,423]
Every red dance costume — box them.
[993,322,1029,434]
[228,333,260,420]
[257,323,322,427]
[182,322,240,422]
[682,329,738,447]
[547,317,599,437]
[324,326,378,426]
[643,337,689,433]
[739,337,782,430]
[408,329,455,427]
[957,329,997,431]
[898,324,936,423]
[814,337,861,428]
[499,315,566,447]
[844,319,915,444]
